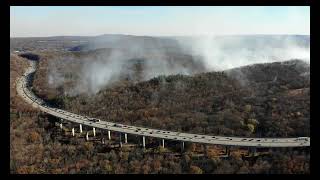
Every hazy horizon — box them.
[10,6,310,37]
[10,33,311,38]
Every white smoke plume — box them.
[176,35,310,71]
[76,50,124,95]
[47,39,205,96]
[47,34,309,96]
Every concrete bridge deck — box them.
[16,61,310,148]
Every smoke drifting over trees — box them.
[46,34,310,95]
[176,35,310,70]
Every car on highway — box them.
[297,137,309,141]
[113,124,123,127]
[89,118,100,122]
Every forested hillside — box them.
[32,51,310,138]
[10,51,310,174]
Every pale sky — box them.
[10,6,310,37]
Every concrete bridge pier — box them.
[72,128,75,137]
[252,147,257,156]
[162,139,165,148]
[108,130,111,140]
[119,133,122,148]
[93,127,96,137]
[79,124,83,133]
[181,142,185,152]
[247,147,257,156]
[124,133,128,143]
[59,119,63,130]
[142,136,146,149]
[86,132,89,141]
[225,146,231,156]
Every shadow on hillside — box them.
[19,53,40,61]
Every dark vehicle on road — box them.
[89,118,100,122]
[113,124,123,127]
